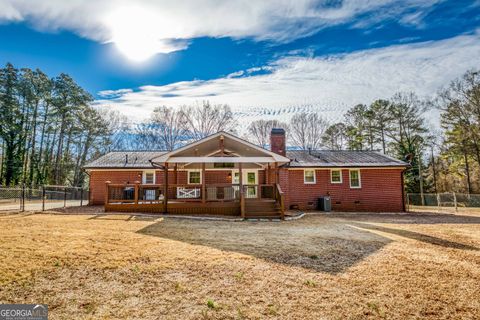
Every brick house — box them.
[85,129,408,218]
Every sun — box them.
[106,6,161,62]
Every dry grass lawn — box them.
[0,210,479,319]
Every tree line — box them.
[0,63,111,187]
[0,62,237,188]
[1,62,479,194]
[244,70,480,194]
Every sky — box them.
[1,0,480,127]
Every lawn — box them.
[0,210,479,319]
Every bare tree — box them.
[180,101,236,140]
[247,119,288,148]
[97,108,131,151]
[133,122,163,150]
[150,106,187,151]
[289,112,328,150]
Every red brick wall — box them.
[89,170,144,205]
[282,168,405,212]
[90,168,404,212]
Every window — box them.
[330,170,342,184]
[232,172,240,184]
[188,171,201,184]
[143,171,155,184]
[214,162,234,168]
[304,169,316,184]
[349,170,361,188]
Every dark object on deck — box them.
[317,196,331,212]
[123,187,135,200]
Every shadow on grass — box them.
[351,222,478,251]
[136,218,391,274]
[88,214,161,222]
[331,212,480,225]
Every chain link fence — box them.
[0,185,89,212]
[407,193,480,213]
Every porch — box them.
[104,182,285,218]
[103,132,290,218]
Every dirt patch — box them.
[0,213,479,319]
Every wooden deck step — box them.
[245,214,282,219]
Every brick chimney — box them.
[270,128,286,156]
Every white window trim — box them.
[187,170,202,185]
[349,169,361,189]
[303,169,316,184]
[142,170,156,184]
[330,169,343,184]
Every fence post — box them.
[80,188,84,206]
[21,184,25,212]
[437,193,441,208]
[42,185,45,211]
[63,187,67,208]
[406,193,410,212]
[453,192,458,212]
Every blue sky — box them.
[1,0,479,125]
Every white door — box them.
[233,170,258,198]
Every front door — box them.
[232,170,258,198]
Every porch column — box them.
[134,181,139,205]
[266,163,270,184]
[174,163,178,199]
[104,181,111,206]
[202,162,206,204]
[164,163,168,213]
[239,162,245,218]
[274,162,279,184]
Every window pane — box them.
[331,170,341,182]
[304,170,315,182]
[145,173,154,184]
[350,170,360,187]
[189,172,201,184]
[247,172,255,184]
[233,172,239,184]
[214,163,234,168]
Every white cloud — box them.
[0,0,442,59]
[97,88,133,98]
[94,31,480,127]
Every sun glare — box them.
[107,6,161,62]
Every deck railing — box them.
[242,184,276,200]
[105,182,284,219]
[275,184,285,219]
[106,183,244,204]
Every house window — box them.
[304,169,316,184]
[143,171,155,184]
[214,162,235,168]
[349,170,361,188]
[330,170,342,184]
[188,171,201,184]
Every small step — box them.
[245,207,279,211]
[245,212,280,218]
[245,207,280,212]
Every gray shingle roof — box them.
[286,150,408,167]
[85,149,407,169]
[84,151,167,169]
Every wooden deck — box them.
[104,183,285,218]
